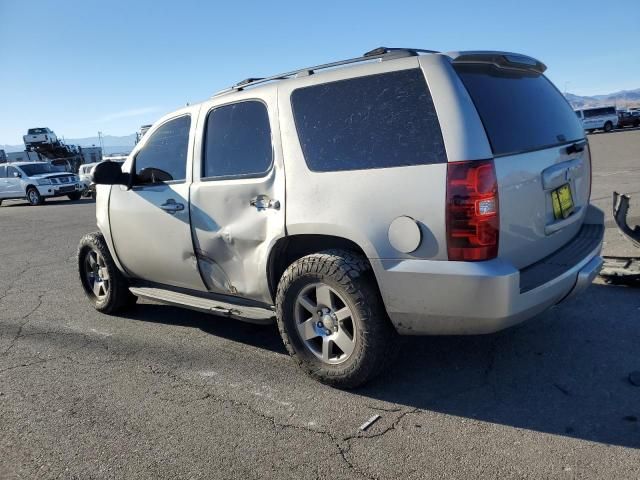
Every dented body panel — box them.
[189,86,286,304]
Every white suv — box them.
[0,162,82,206]
[77,47,604,387]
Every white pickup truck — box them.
[23,127,58,147]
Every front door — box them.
[189,97,285,304]
[109,112,205,291]
[5,166,23,197]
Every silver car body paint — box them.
[94,50,604,335]
[189,86,286,303]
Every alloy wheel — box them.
[294,283,357,365]
[84,249,110,300]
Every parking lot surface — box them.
[1,130,639,479]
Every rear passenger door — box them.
[0,165,7,198]
[5,166,23,197]
[109,111,206,291]
[190,94,285,303]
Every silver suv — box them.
[78,47,604,388]
[0,162,82,206]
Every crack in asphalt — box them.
[142,364,391,479]
[1,293,45,356]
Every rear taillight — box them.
[446,159,499,261]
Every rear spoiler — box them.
[445,51,547,74]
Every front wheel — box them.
[78,232,137,313]
[276,249,396,388]
[26,187,44,206]
[68,192,82,201]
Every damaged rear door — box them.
[190,93,285,304]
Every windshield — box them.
[19,163,55,176]
[454,64,584,156]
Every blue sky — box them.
[0,0,638,144]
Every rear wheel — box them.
[68,192,82,201]
[276,249,396,388]
[604,121,613,132]
[26,187,44,206]
[78,232,137,313]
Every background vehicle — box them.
[23,127,58,147]
[80,160,125,198]
[617,110,640,129]
[79,162,99,192]
[0,161,81,206]
[78,47,604,388]
[575,106,618,132]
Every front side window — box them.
[203,101,272,178]
[291,69,446,172]
[134,116,191,185]
[8,166,20,178]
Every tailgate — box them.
[495,144,591,268]
[453,58,589,269]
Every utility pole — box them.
[98,131,104,153]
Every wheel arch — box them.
[267,234,378,302]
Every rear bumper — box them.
[376,206,604,335]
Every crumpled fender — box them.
[613,192,640,248]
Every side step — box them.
[129,287,276,325]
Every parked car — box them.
[77,47,604,388]
[574,106,618,133]
[23,127,58,147]
[617,110,640,129]
[0,161,82,205]
[79,160,125,198]
[79,162,99,192]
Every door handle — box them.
[250,195,280,211]
[160,198,185,214]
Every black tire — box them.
[275,249,397,389]
[68,192,82,201]
[604,121,613,132]
[77,232,137,314]
[587,129,595,134]
[26,187,44,206]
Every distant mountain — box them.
[565,88,640,109]
[1,134,136,156]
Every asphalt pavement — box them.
[1,130,639,479]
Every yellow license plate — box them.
[551,184,574,220]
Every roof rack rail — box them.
[212,46,439,97]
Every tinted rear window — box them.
[455,64,584,156]
[291,69,446,172]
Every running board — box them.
[129,287,276,325]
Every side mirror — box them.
[93,161,128,186]
[13,172,21,178]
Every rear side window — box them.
[291,69,446,172]
[203,101,272,178]
[584,107,616,118]
[455,64,584,156]
[134,115,191,184]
